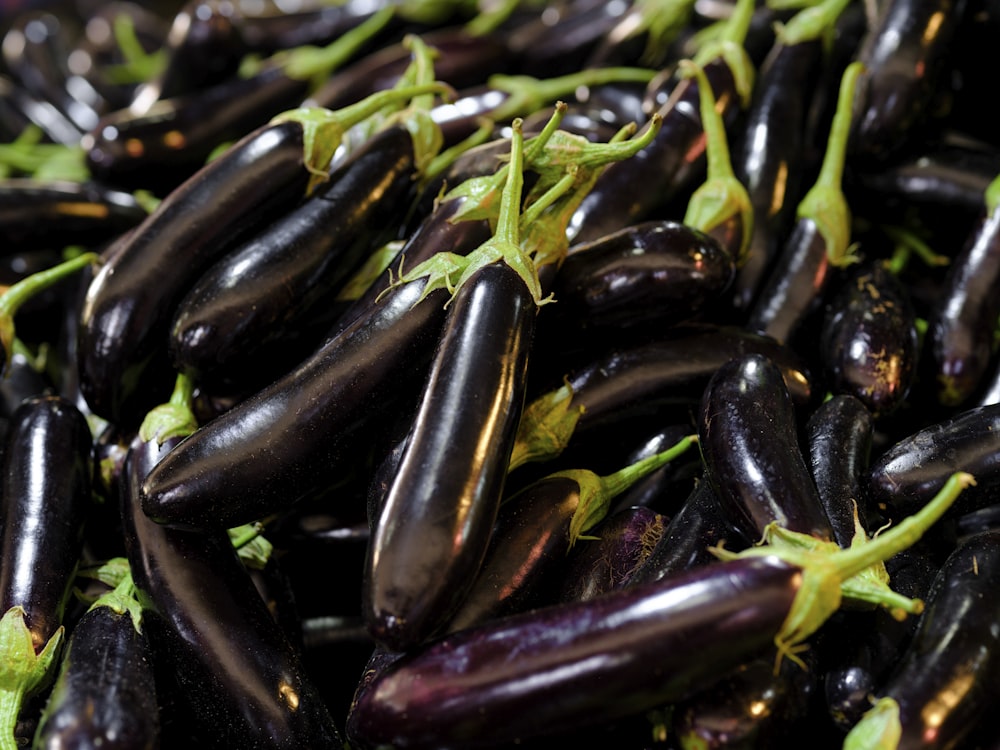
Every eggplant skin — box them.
[347,556,800,750]
[33,605,160,750]
[869,528,1000,749]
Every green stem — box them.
[281,7,394,85]
[776,0,853,46]
[694,0,756,107]
[985,170,1000,216]
[137,371,198,446]
[492,120,524,252]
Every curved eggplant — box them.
[168,122,419,386]
[699,352,833,541]
[121,433,346,749]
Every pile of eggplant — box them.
[2,0,1000,747]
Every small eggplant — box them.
[844,528,1000,750]
[698,352,833,541]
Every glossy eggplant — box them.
[806,393,875,548]
[866,402,1000,519]
[120,433,346,749]
[848,0,969,163]
[139,188,494,529]
[699,352,834,541]
[0,179,147,253]
[535,219,735,346]
[168,122,420,387]
[364,258,536,650]
[554,505,668,604]
[347,555,803,750]
[844,529,1000,750]
[32,596,159,750]
[820,260,920,417]
[924,172,1000,407]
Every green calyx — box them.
[843,697,902,750]
[0,607,63,750]
[0,252,100,377]
[680,58,753,266]
[509,381,585,472]
[795,60,864,267]
[87,565,144,634]
[985,170,1000,216]
[228,523,274,570]
[138,372,198,447]
[626,0,698,66]
[271,81,454,194]
[712,471,975,671]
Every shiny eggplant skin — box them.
[538,219,735,341]
[730,35,824,313]
[699,352,834,541]
[0,394,93,651]
[566,56,741,244]
[820,261,920,417]
[805,394,875,548]
[866,403,1000,519]
[555,505,667,604]
[121,435,346,749]
[849,0,968,163]
[0,179,147,253]
[346,555,801,750]
[925,194,1000,407]
[77,118,312,427]
[168,124,418,386]
[364,261,535,651]
[860,528,1000,749]
[32,603,159,750]
[139,199,493,530]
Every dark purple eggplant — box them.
[363,125,537,650]
[120,431,346,749]
[77,85,443,427]
[844,528,1000,749]
[924,171,1000,407]
[745,60,862,346]
[441,435,696,634]
[82,8,395,196]
[168,121,423,388]
[806,393,876,548]
[848,0,969,163]
[32,581,159,750]
[866,402,1000,519]
[728,15,827,313]
[565,0,755,244]
[0,394,93,747]
[536,219,735,347]
[699,352,833,541]
[0,179,147,253]
[0,72,83,146]
[820,259,920,417]
[554,505,668,603]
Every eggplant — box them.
[698,352,833,541]
[745,60,862,347]
[0,394,93,748]
[820,259,920,417]
[168,120,423,387]
[363,124,537,650]
[848,0,969,163]
[844,528,1000,750]
[805,393,876,548]
[32,586,159,750]
[0,179,147,253]
[77,85,442,427]
[120,433,346,749]
[924,171,1000,407]
[866,402,1000,519]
